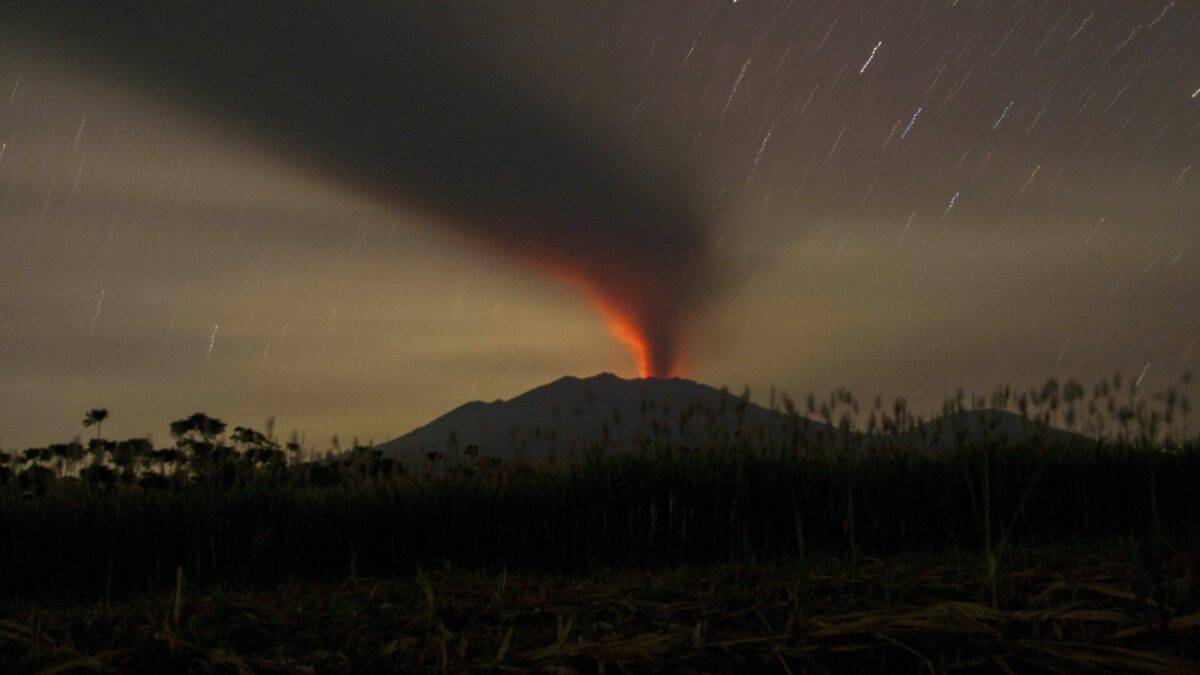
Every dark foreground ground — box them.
[2,539,1198,673]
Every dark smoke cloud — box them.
[11,2,716,377]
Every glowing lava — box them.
[591,299,660,379]
[525,256,681,379]
[472,203,708,381]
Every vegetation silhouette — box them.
[81,408,108,440]
[0,373,1195,600]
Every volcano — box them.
[375,374,1093,466]
[375,373,836,464]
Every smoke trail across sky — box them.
[11,2,718,377]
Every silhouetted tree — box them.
[82,408,109,439]
[49,442,85,477]
[150,448,183,475]
[17,465,54,496]
[113,438,152,479]
[170,413,228,482]
[79,463,116,491]
[88,438,114,467]
[170,412,226,443]
[28,446,56,466]
[232,425,284,468]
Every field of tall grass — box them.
[2,440,1198,598]
[1,375,1197,600]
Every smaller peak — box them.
[445,399,489,415]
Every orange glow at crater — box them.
[591,299,657,378]
[522,255,679,379]
[480,213,697,380]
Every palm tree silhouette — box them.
[82,408,109,439]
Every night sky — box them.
[1,1,1198,449]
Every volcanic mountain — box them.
[375,373,1093,465]
[375,373,838,464]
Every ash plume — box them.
[10,2,716,377]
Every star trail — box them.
[0,0,1197,448]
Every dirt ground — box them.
[2,539,1198,673]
